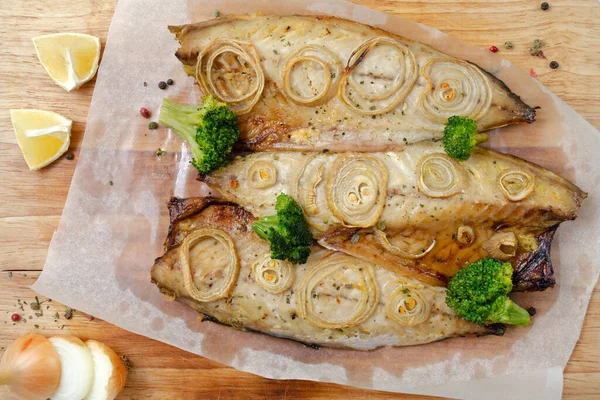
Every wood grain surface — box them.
[0,1,599,398]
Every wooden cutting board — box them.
[0,1,598,398]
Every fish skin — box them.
[169,14,536,152]
[151,198,489,350]
[200,141,586,289]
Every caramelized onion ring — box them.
[251,253,294,294]
[283,45,341,107]
[484,231,517,260]
[326,154,388,227]
[417,153,464,198]
[498,170,535,201]
[386,286,431,327]
[418,58,492,124]
[196,39,264,114]
[339,37,417,115]
[374,229,436,259]
[179,229,240,302]
[298,254,378,329]
[248,161,278,189]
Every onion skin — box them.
[85,340,128,400]
[0,334,61,400]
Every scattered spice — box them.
[34,324,39,329]
[489,45,498,53]
[537,50,547,59]
[120,355,132,370]
[504,41,513,49]
[65,152,74,160]
[109,180,113,186]
[156,148,165,157]
[143,81,147,87]
[549,61,559,69]
[166,79,174,86]
[64,308,73,320]
[139,107,150,118]
[529,69,537,77]
[148,121,158,130]
[529,39,543,56]
[541,2,549,11]
[322,149,329,153]
[30,296,41,311]
[377,220,387,231]
[350,233,360,244]
[11,313,20,322]
[8,271,12,278]
[527,306,537,316]
[158,81,167,90]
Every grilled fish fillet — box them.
[201,141,586,289]
[151,197,492,349]
[169,14,536,152]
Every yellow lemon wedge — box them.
[33,33,101,92]
[10,109,72,171]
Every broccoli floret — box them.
[446,258,531,326]
[442,116,489,161]
[158,95,239,174]
[252,194,313,264]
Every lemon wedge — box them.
[10,109,72,171]
[33,33,101,92]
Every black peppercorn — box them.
[166,79,174,85]
[65,152,74,160]
[549,61,559,69]
[541,2,549,10]
[158,81,167,89]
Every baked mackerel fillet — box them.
[151,197,494,350]
[201,141,586,289]
[169,14,536,152]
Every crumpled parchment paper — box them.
[32,0,600,398]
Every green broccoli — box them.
[158,95,239,174]
[252,194,313,264]
[442,116,489,161]
[446,258,531,326]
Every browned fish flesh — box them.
[151,197,493,350]
[201,141,586,290]
[169,14,536,152]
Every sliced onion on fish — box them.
[339,37,417,115]
[196,39,264,114]
[179,228,240,302]
[326,154,388,227]
[419,58,492,124]
[298,254,379,329]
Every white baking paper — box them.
[33,1,600,398]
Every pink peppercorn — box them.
[140,107,150,118]
[489,46,498,53]
[11,313,20,322]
